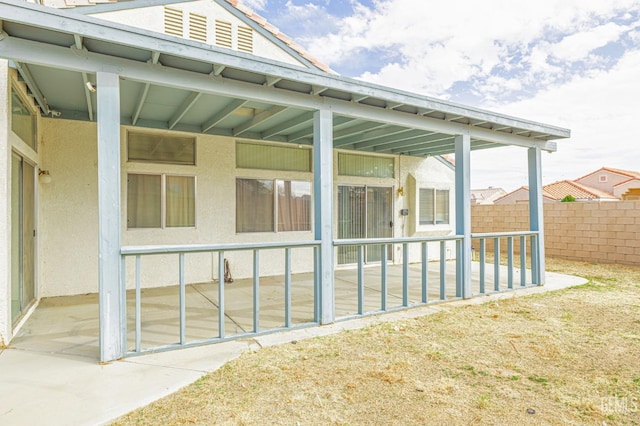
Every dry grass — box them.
[114,258,640,425]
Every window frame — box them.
[236,177,312,234]
[10,84,38,153]
[419,188,450,226]
[126,172,197,230]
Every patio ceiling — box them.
[0,0,570,157]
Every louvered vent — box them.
[215,20,233,48]
[189,13,207,42]
[237,26,253,53]
[164,7,183,37]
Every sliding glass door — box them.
[337,185,393,265]
[11,153,36,324]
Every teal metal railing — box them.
[120,241,320,356]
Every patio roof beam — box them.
[262,111,313,139]
[13,61,49,116]
[233,105,288,137]
[168,91,202,130]
[0,35,559,151]
[131,54,160,126]
[201,98,247,133]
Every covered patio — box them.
[14,256,538,360]
[0,0,570,362]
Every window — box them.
[236,142,311,172]
[338,153,394,178]
[11,87,37,151]
[236,179,311,233]
[127,174,195,228]
[419,188,449,225]
[127,132,196,165]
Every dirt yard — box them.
[114,258,640,425]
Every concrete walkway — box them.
[0,269,586,425]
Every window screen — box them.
[236,142,311,172]
[128,133,196,165]
[338,153,394,178]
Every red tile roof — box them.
[543,180,616,200]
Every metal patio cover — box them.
[0,0,570,155]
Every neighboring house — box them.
[495,167,639,204]
[494,186,556,204]
[574,167,640,200]
[0,0,569,361]
[471,187,507,205]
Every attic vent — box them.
[189,13,207,42]
[215,20,233,49]
[599,175,608,182]
[237,26,253,53]
[164,7,184,37]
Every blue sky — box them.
[242,0,640,191]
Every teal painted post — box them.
[455,134,472,298]
[97,72,123,363]
[313,108,334,324]
[528,147,546,285]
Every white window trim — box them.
[418,187,451,226]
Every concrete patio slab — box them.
[0,265,586,426]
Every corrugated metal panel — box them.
[237,25,253,53]
[189,12,207,43]
[215,19,232,49]
[164,7,183,37]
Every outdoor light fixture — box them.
[85,81,97,93]
[39,170,52,184]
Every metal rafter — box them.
[333,121,388,141]
[233,105,288,137]
[201,98,248,133]
[383,134,453,153]
[353,129,434,151]
[262,111,313,139]
[14,61,49,115]
[168,91,202,129]
[334,126,413,148]
[132,51,161,126]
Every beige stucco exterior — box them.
[36,117,456,297]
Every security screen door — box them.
[337,185,393,265]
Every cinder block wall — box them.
[471,201,640,266]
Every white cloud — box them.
[301,0,640,100]
[547,22,628,62]
[472,48,640,190]
[239,0,267,11]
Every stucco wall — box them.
[38,119,456,297]
[471,202,640,266]
[93,0,307,68]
